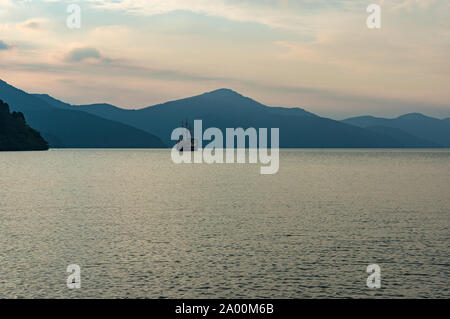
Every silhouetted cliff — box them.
[0,99,48,151]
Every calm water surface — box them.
[0,149,449,298]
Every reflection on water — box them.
[0,149,449,298]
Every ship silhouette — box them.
[175,119,199,152]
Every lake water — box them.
[0,149,449,298]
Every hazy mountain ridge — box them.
[343,114,450,147]
[364,126,439,148]
[67,89,408,148]
[0,80,166,148]
[2,79,449,149]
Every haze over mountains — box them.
[0,80,165,148]
[1,79,449,149]
[342,114,450,147]
[63,89,403,148]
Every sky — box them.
[0,0,449,119]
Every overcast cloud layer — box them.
[0,0,449,118]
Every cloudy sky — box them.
[0,0,449,118]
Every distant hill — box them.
[0,80,166,148]
[33,94,72,109]
[363,126,439,148]
[342,113,450,147]
[0,99,48,151]
[65,88,404,148]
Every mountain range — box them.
[1,79,449,149]
[0,80,165,148]
[342,114,450,147]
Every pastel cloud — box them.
[64,47,102,62]
[0,39,12,50]
[20,19,45,30]
[86,0,344,32]
[86,0,447,30]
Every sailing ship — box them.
[175,119,199,152]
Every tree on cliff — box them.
[0,99,49,151]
